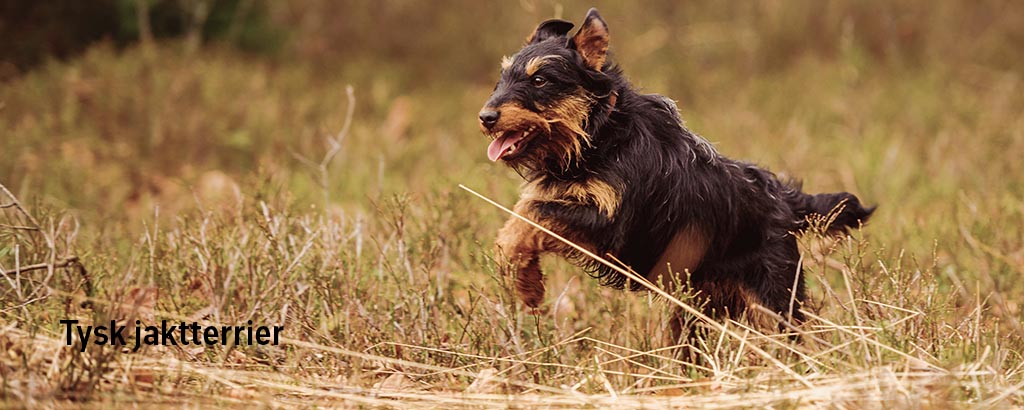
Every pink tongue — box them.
[487,134,518,162]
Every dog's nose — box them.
[479,110,500,129]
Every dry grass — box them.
[2,1,1024,408]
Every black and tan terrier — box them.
[479,8,874,345]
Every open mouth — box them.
[486,127,539,162]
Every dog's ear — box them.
[527,19,575,44]
[569,8,609,71]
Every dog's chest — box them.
[521,177,621,218]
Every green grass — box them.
[2,3,1024,407]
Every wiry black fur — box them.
[483,9,874,332]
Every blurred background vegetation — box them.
[1,1,1023,403]
[3,0,1021,214]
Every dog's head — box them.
[478,8,614,170]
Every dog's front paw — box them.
[494,241,546,309]
[494,216,548,311]
[514,255,545,309]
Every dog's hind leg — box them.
[749,235,806,330]
[666,275,762,363]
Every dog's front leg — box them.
[495,198,611,312]
[495,211,548,311]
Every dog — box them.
[478,8,874,347]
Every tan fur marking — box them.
[500,55,513,70]
[525,56,544,76]
[565,179,619,217]
[737,288,782,332]
[649,227,709,292]
[485,103,551,136]
[545,92,592,137]
[521,178,620,218]
[525,55,563,76]
[541,91,594,165]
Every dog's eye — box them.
[531,76,547,87]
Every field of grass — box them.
[2,2,1023,408]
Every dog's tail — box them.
[787,190,875,234]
